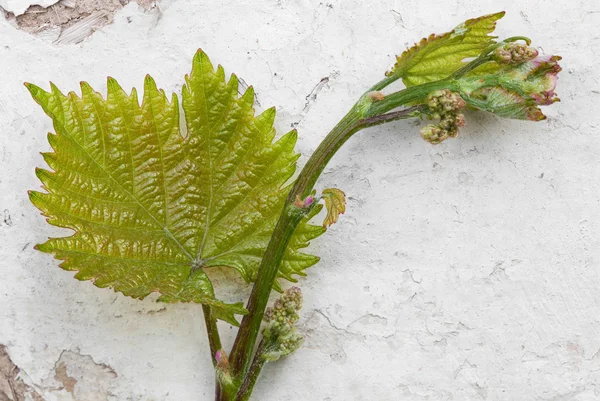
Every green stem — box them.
[202,305,223,400]
[229,90,424,378]
[203,305,223,365]
[234,340,267,401]
[229,109,360,376]
[368,74,400,92]
[364,79,456,117]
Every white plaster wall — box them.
[0,1,598,400]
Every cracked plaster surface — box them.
[0,0,599,400]
[1,0,159,44]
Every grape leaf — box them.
[321,188,346,228]
[27,50,326,323]
[388,12,505,86]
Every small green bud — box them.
[420,124,447,144]
[427,89,466,113]
[493,42,539,65]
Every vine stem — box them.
[221,53,495,397]
[202,305,223,400]
[234,340,267,401]
[203,305,223,363]
[227,108,427,401]
[228,83,431,381]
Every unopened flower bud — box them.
[427,89,465,113]
[293,195,315,210]
[493,43,538,65]
[420,124,447,144]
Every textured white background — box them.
[1,0,598,400]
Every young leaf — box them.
[321,188,346,227]
[388,12,505,86]
[457,55,562,121]
[27,50,325,321]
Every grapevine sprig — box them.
[27,11,561,401]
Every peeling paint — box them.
[0,345,45,401]
[0,346,119,401]
[45,351,118,401]
[1,0,160,43]
[54,362,77,394]
[0,0,59,16]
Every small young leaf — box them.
[388,12,505,86]
[458,55,562,121]
[321,188,346,227]
[27,50,325,320]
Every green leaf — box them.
[27,49,325,321]
[388,12,505,86]
[321,188,346,228]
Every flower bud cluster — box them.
[261,328,304,362]
[493,43,538,65]
[264,286,302,327]
[420,89,466,144]
[261,287,304,361]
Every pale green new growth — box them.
[457,55,562,121]
[388,12,505,86]
[27,50,328,324]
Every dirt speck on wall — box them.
[1,0,159,43]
